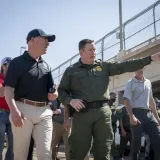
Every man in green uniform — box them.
[58,39,160,160]
[118,106,132,160]
[109,92,120,160]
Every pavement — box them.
[3,145,144,160]
[2,149,133,160]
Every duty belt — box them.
[84,100,109,109]
[69,100,109,114]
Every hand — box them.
[121,129,126,137]
[151,52,160,61]
[53,109,61,115]
[69,99,85,112]
[48,91,58,101]
[10,109,26,127]
[63,119,71,132]
[157,118,160,126]
[130,115,141,126]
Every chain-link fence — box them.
[52,1,160,85]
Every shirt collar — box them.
[133,76,146,82]
[23,51,43,62]
[77,58,98,68]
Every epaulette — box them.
[69,62,78,68]
[95,59,102,67]
[95,59,102,63]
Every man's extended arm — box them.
[107,52,160,76]
[107,56,152,76]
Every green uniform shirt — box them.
[58,57,151,105]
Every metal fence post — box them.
[51,1,160,84]
[119,0,123,51]
[123,24,126,50]
[153,5,157,40]
[101,39,104,61]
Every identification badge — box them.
[96,66,102,71]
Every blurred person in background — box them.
[109,92,120,160]
[124,68,160,160]
[51,99,69,160]
[0,57,13,160]
[118,106,132,160]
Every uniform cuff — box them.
[141,56,152,66]
[149,55,153,61]
[63,97,72,106]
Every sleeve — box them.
[57,69,72,105]
[106,56,151,76]
[48,71,54,91]
[4,60,20,88]
[123,80,133,101]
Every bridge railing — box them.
[52,1,160,85]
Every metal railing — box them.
[52,1,160,85]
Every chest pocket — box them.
[71,71,90,89]
[91,70,108,94]
[93,71,108,85]
[94,71,106,77]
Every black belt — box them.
[132,108,151,112]
[69,100,109,114]
[84,100,109,109]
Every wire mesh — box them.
[52,1,160,85]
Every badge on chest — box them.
[96,66,102,72]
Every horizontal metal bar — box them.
[52,1,160,72]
